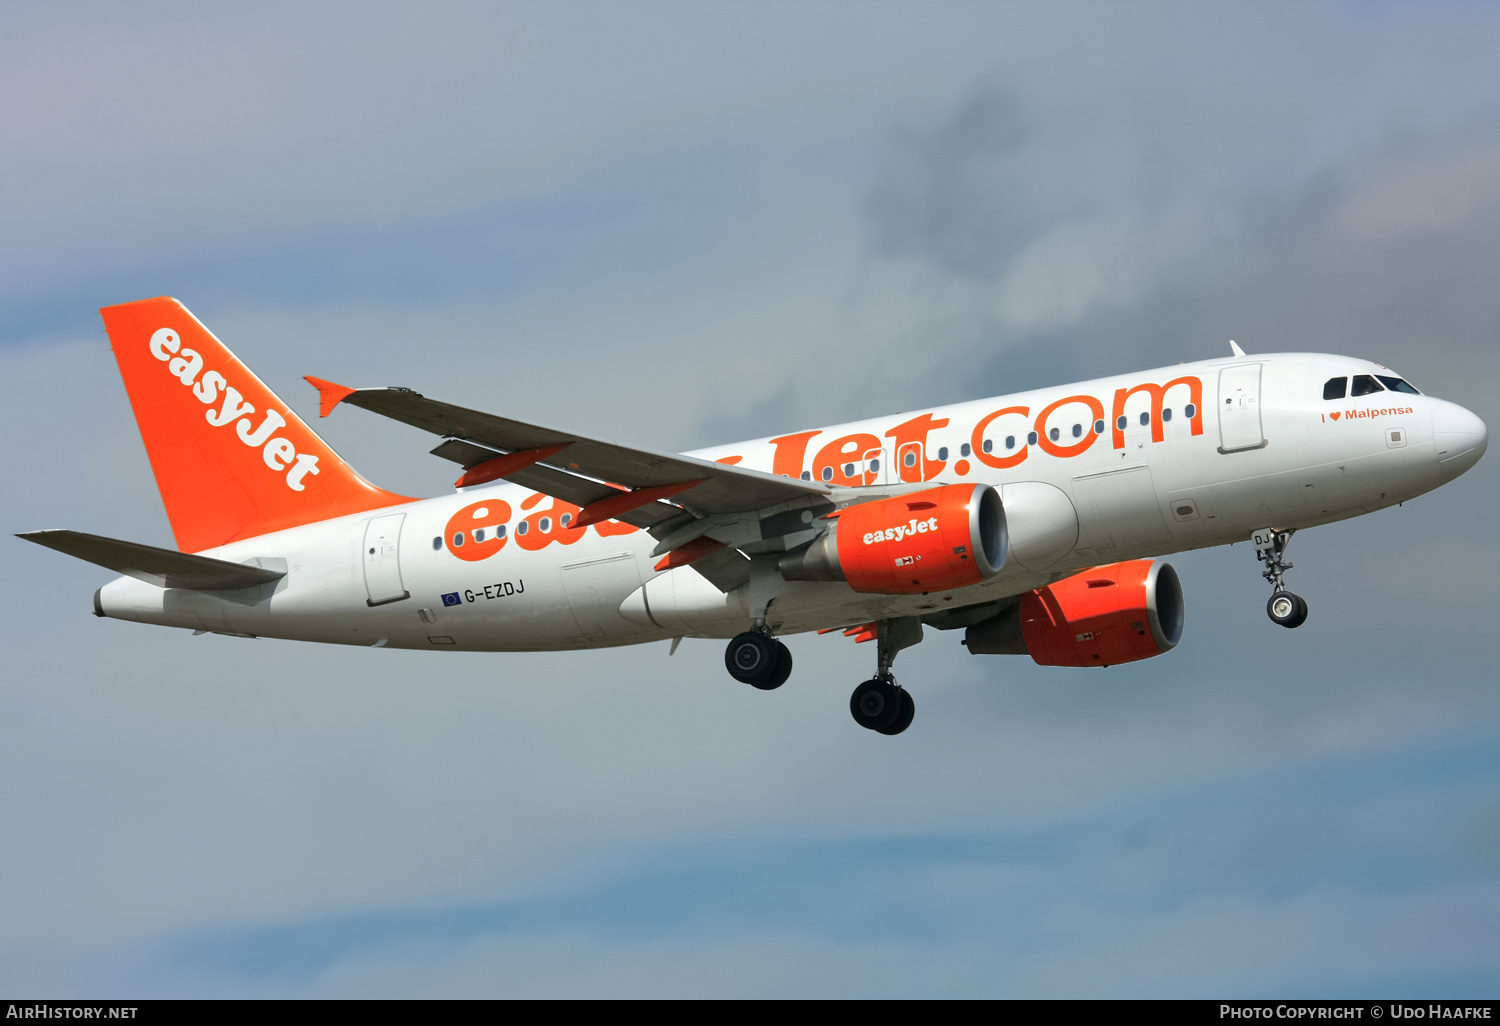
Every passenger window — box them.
[539,517,551,533]
[1323,377,1347,400]
[474,528,485,542]
[1376,375,1421,395]
[1116,415,1127,431]
[1094,420,1105,434]
[869,459,879,472]
[1027,431,1038,445]
[802,471,812,481]
[1162,408,1172,422]
[1351,374,1384,396]
[1071,423,1082,438]
[842,463,855,477]
[1185,403,1196,418]
[432,537,442,551]
[496,525,507,538]
[517,521,529,535]
[559,514,571,528]
[982,439,993,453]
[1005,435,1016,449]
[1048,427,1060,442]
[960,443,971,457]
[1139,411,1150,426]
[821,466,833,482]
[937,446,949,461]
[452,532,464,547]
[903,451,917,467]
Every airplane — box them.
[19,297,1488,735]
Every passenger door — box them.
[362,513,410,606]
[1218,364,1265,453]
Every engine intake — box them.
[779,484,1006,594]
[965,559,1184,666]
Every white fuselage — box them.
[96,352,1487,651]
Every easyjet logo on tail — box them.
[148,327,321,491]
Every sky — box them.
[2,0,1499,998]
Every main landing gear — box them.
[849,617,922,736]
[850,677,914,735]
[1253,527,1309,629]
[723,610,924,735]
[725,629,793,690]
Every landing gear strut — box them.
[849,618,921,736]
[1253,528,1308,629]
[725,628,792,690]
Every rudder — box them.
[101,297,410,553]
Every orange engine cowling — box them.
[964,559,1184,666]
[779,484,1006,594]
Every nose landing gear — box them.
[1254,528,1309,629]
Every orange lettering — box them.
[812,433,882,487]
[444,500,513,562]
[884,413,951,482]
[971,406,1030,469]
[1111,377,1203,449]
[769,430,820,479]
[1035,395,1105,458]
[515,492,586,551]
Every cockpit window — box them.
[1376,375,1421,395]
[1323,377,1347,400]
[1351,374,1384,397]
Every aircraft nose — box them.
[1433,401,1487,478]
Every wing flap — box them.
[18,530,286,590]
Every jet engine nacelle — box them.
[779,484,1006,594]
[965,559,1184,667]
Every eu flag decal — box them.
[441,592,462,607]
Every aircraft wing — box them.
[306,379,831,526]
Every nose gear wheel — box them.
[1267,591,1308,629]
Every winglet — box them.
[1229,340,1246,357]
[304,376,358,418]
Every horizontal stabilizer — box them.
[17,530,286,591]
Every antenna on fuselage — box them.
[1229,339,1246,357]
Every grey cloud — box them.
[866,87,1038,279]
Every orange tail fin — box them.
[100,297,411,553]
